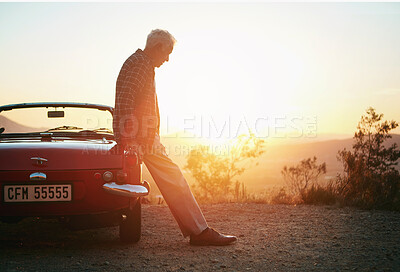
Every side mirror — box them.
[48,111,64,118]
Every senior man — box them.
[113,29,237,246]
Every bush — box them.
[185,133,265,201]
[281,156,327,201]
[335,107,400,210]
[301,184,337,205]
[270,188,296,205]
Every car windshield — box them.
[0,106,113,134]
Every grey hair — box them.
[145,29,176,50]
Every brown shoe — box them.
[190,227,237,246]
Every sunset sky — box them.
[1,2,400,142]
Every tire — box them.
[119,199,141,243]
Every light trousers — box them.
[142,138,208,237]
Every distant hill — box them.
[148,134,400,194]
[0,116,46,133]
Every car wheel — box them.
[119,199,141,243]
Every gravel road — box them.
[1,203,399,271]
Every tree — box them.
[281,156,327,199]
[336,107,400,209]
[185,133,265,201]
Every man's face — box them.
[154,44,173,68]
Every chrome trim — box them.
[102,182,149,197]
[31,157,48,166]
[30,172,47,181]
[143,180,151,192]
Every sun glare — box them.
[156,27,308,142]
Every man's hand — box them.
[123,139,145,161]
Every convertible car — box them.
[0,102,150,243]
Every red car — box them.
[0,102,149,243]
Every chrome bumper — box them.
[103,181,150,198]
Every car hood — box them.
[0,139,123,171]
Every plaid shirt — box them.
[113,49,160,147]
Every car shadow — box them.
[0,217,133,250]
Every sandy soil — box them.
[0,203,399,272]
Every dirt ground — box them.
[0,203,399,272]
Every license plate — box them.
[3,184,72,202]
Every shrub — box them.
[301,184,337,205]
[185,133,265,201]
[281,156,327,198]
[270,188,296,204]
[335,107,400,210]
